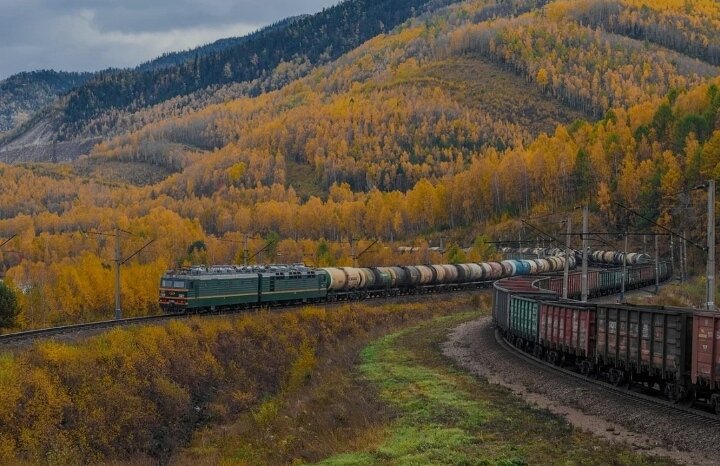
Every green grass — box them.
[315,312,677,466]
[629,276,718,308]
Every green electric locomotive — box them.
[159,265,329,313]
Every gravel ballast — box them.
[442,317,719,466]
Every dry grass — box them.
[169,295,478,465]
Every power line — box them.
[520,219,581,254]
[590,233,617,250]
[121,240,155,265]
[0,234,17,249]
[614,202,705,251]
[662,183,708,198]
[557,232,671,236]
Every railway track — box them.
[0,259,623,346]
[494,329,720,425]
[0,314,179,344]
[0,283,495,346]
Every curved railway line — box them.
[0,251,620,346]
[4,253,582,346]
[4,253,715,426]
[491,261,720,423]
[0,314,179,345]
[494,326,720,426]
[0,281,497,346]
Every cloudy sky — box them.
[0,0,340,80]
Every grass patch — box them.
[173,293,675,465]
[628,276,716,308]
[172,295,483,465]
[316,312,678,466]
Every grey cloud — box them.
[0,0,339,79]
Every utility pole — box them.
[581,205,589,302]
[355,239,378,268]
[655,233,660,294]
[244,234,249,266]
[563,217,571,299]
[670,235,675,281]
[114,227,122,320]
[682,229,688,282]
[621,232,628,302]
[707,180,716,311]
[351,238,357,268]
[83,228,153,321]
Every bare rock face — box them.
[0,104,100,163]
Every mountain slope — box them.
[1,0,720,328]
[0,0,459,158]
[0,70,92,133]
[134,16,309,73]
[0,16,309,139]
[81,0,718,195]
[82,0,583,192]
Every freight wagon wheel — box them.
[579,361,592,376]
[608,370,624,387]
[532,346,543,359]
[547,352,558,366]
[664,384,683,403]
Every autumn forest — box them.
[1,0,720,329]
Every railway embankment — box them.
[443,316,717,466]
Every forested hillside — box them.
[0,70,92,133]
[0,0,459,152]
[0,16,307,139]
[135,16,309,73]
[0,0,719,328]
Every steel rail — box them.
[0,314,179,344]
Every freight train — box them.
[492,264,720,414]
[500,247,652,266]
[159,255,576,313]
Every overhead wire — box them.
[614,202,705,251]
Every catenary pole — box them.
[244,234,249,266]
[682,229,687,282]
[114,228,122,320]
[707,180,716,311]
[670,235,675,281]
[581,205,589,302]
[563,217,571,299]
[655,233,659,294]
[621,233,627,302]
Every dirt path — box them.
[442,317,719,466]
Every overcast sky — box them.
[0,0,340,80]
